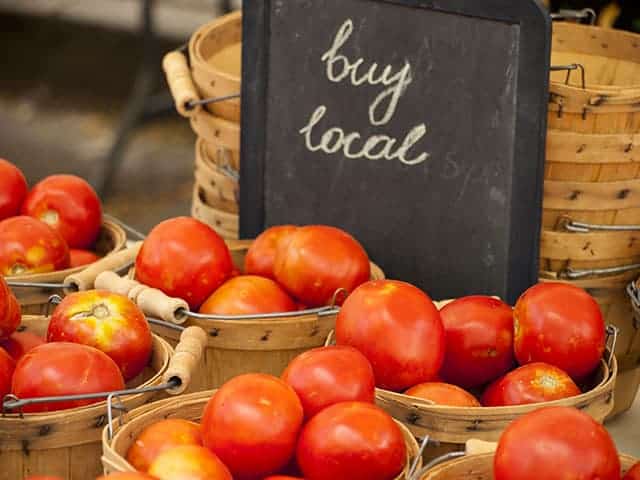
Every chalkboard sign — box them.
[240,0,550,304]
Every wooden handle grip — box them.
[163,326,207,394]
[465,439,497,456]
[163,51,200,118]
[94,271,141,296]
[64,243,142,293]
[133,287,189,325]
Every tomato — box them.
[126,419,202,472]
[148,445,232,480]
[0,159,28,220]
[96,474,157,480]
[404,382,480,407]
[22,174,102,249]
[297,402,406,480]
[514,282,605,380]
[69,249,100,267]
[47,290,152,381]
[264,477,304,480]
[0,347,15,398]
[273,225,370,307]
[0,331,44,361]
[0,275,20,339]
[336,280,444,391]
[199,275,297,315]
[136,217,233,310]
[282,345,375,419]
[24,477,65,480]
[201,373,304,479]
[624,462,640,480]
[244,225,298,279]
[11,342,124,412]
[0,216,69,275]
[439,296,515,388]
[494,406,620,480]
[482,362,581,407]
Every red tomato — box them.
[482,362,581,407]
[47,290,152,381]
[404,382,481,407]
[439,296,515,388]
[199,275,297,315]
[69,248,100,267]
[0,159,28,220]
[0,347,15,398]
[245,225,298,279]
[126,419,202,472]
[201,373,304,479]
[624,463,640,480]
[336,280,445,391]
[148,445,232,480]
[264,477,304,480]
[96,474,157,480]
[273,225,370,307]
[136,217,233,310]
[11,342,125,412]
[282,345,376,419]
[22,174,102,249]
[494,406,620,480]
[0,275,20,339]
[0,216,69,275]
[0,331,44,361]
[297,402,406,480]
[514,282,605,380]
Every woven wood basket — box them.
[8,219,127,315]
[419,452,638,480]
[0,315,188,480]
[101,388,421,479]
[194,137,239,214]
[191,187,239,240]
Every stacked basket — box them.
[163,11,242,239]
[540,21,640,417]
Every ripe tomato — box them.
[11,342,125,412]
[439,296,515,388]
[282,345,375,419]
[482,362,581,407]
[273,225,370,307]
[96,474,156,480]
[47,290,152,381]
[0,216,69,275]
[126,419,202,472]
[0,331,44,361]
[514,282,605,380]
[0,347,15,398]
[264,477,304,480]
[0,275,20,339]
[404,382,480,407]
[245,225,298,279]
[494,406,620,480]
[148,445,232,480]
[69,249,100,267]
[0,159,28,220]
[199,275,297,315]
[22,174,102,249]
[624,462,640,480]
[136,217,233,310]
[297,402,406,480]
[336,280,444,391]
[201,373,304,479]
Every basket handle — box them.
[465,439,497,455]
[162,326,208,394]
[163,50,201,118]
[550,8,596,24]
[63,242,142,293]
[95,271,190,325]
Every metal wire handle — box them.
[186,92,241,110]
[550,8,597,25]
[408,435,431,480]
[561,264,640,280]
[550,64,586,90]
[563,220,640,233]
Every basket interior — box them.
[196,15,242,78]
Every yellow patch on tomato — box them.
[26,245,47,264]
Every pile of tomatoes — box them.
[0,158,104,275]
[0,282,152,412]
[135,219,371,314]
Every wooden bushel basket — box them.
[191,187,239,240]
[8,219,127,315]
[194,137,239,214]
[102,389,422,479]
[0,315,206,480]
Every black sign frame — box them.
[240,0,550,303]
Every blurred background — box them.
[0,0,636,233]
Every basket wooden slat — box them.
[190,108,240,152]
[191,188,239,240]
[194,137,239,214]
[102,388,421,479]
